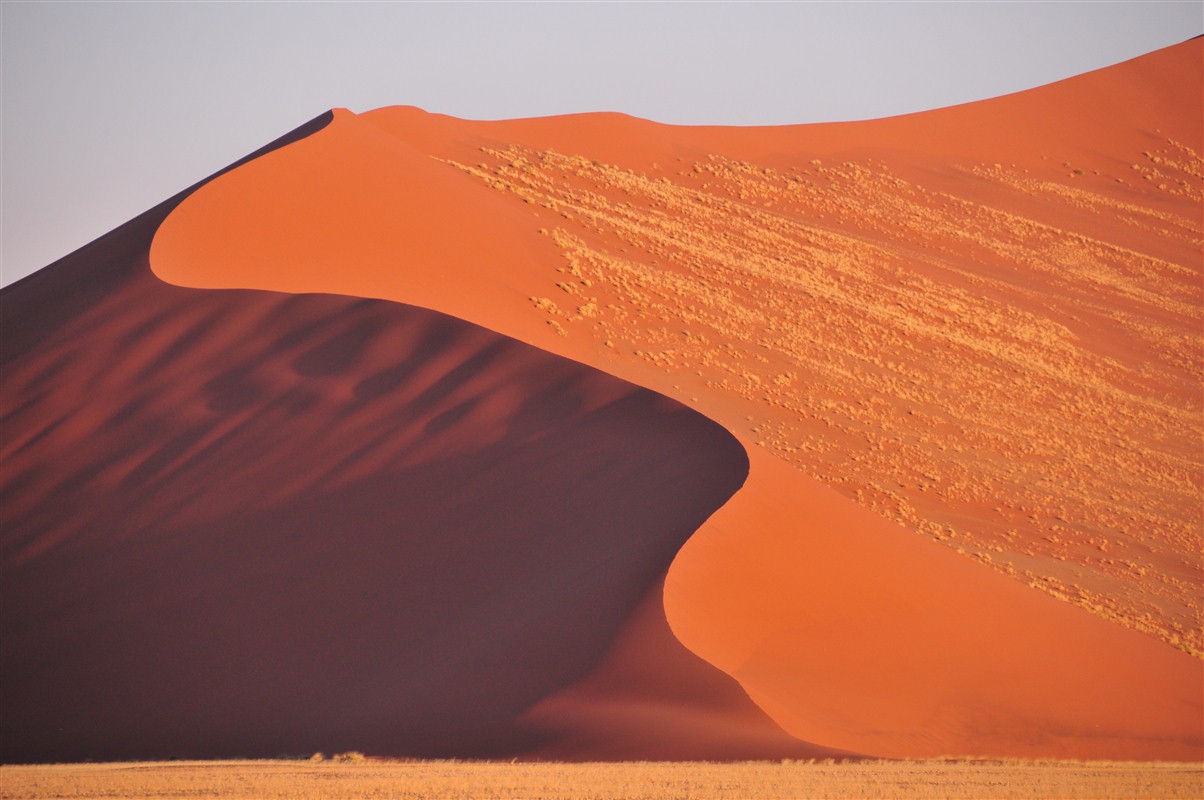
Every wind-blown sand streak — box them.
[150,39,1203,760]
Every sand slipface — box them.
[148,38,1203,761]
[1,116,796,762]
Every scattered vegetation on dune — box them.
[448,140,1204,656]
[2,759,1201,800]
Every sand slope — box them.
[149,39,1203,760]
[0,118,820,762]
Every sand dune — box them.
[0,119,805,762]
[154,40,1203,657]
[4,40,1200,763]
[148,40,1202,759]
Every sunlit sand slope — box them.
[0,119,804,762]
[151,40,1202,759]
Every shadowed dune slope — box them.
[0,123,806,762]
[151,40,1203,760]
[518,577,851,762]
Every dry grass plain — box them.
[2,759,1202,800]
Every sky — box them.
[2,1,1201,286]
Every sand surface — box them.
[147,40,1203,759]
[1,116,805,762]
[3,39,1201,763]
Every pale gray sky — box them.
[2,1,1201,286]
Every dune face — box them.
[518,577,853,762]
[146,39,1203,761]
[667,448,1203,760]
[0,122,779,762]
[155,41,1203,660]
[4,41,1201,765]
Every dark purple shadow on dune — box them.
[0,115,749,761]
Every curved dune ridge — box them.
[0,118,832,763]
[148,39,1203,761]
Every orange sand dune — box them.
[0,119,822,762]
[151,39,1203,760]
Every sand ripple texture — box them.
[447,134,1202,656]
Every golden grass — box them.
[2,759,1201,799]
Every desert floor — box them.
[2,759,1201,799]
